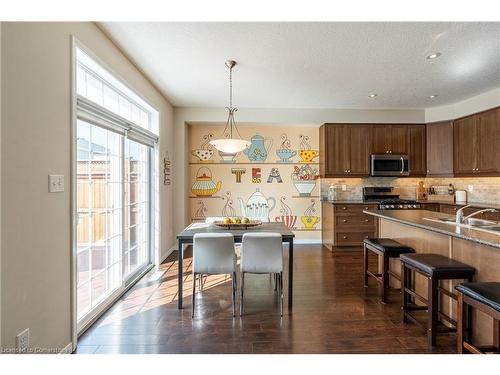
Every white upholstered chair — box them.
[240,232,284,316]
[192,233,237,318]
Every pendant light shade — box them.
[209,60,250,154]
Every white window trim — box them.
[70,37,160,346]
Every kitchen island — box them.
[364,209,500,346]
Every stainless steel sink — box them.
[436,217,498,227]
[424,217,499,228]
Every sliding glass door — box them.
[76,120,151,323]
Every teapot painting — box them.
[191,167,222,197]
[243,134,273,162]
[238,189,276,222]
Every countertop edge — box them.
[364,210,500,250]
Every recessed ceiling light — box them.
[426,52,442,60]
[428,94,438,99]
[368,93,378,98]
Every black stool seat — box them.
[400,253,475,278]
[363,238,415,256]
[456,282,500,313]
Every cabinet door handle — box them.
[364,207,369,210]
[364,219,369,222]
[342,207,347,210]
[342,219,347,223]
[342,236,348,239]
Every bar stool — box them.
[363,238,415,303]
[455,282,500,354]
[400,253,475,346]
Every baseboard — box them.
[159,245,176,264]
[293,239,321,245]
[60,342,73,354]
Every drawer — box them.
[334,204,377,215]
[335,231,375,246]
[335,215,374,227]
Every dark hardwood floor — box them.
[76,245,456,354]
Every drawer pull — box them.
[342,219,347,223]
[365,207,369,210]
[343,236,348,239]
[342,207,347,210]
[364,219,369,222]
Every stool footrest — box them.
[366,270,382,282]
[438,286,457,301]
[404,287,428,305]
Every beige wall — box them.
[1,23,174,351]
[425,86,500,122]
[0,22,2,343]
[174,107,425,236]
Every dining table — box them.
[176,222,295,310]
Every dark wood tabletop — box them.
[176,222,295,311]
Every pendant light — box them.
[209,60,250,154]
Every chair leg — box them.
[240,272,245,317]
[192,273,197,318]
[457,292,466,354]
[428,276,438,347]
[381,254,389,304]
[279,272,284,317]
[363,244,368,287]
[232,272,236,317]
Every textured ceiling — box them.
[100,22,500,109]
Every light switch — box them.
[468,185,474,192]
[48,175,64,193]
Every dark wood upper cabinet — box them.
[370,125,408,154]
[408,125,426,176]
[453,108,500,176]
[390,125,409,154]
[426,121,453,176]
[347,125,372,175]
[319,124,371,177]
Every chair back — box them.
[193,233,235,274]
[240,232,283,273]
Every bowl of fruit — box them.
[214,217,262,229]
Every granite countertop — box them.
[417,200,500,210]
[364,209,500,249]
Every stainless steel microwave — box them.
[370,154,409,176]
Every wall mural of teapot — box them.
[191,133,215,163]
[191,167,222,197]
[238,188,276,222]
[243,134,273,162]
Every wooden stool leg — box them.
[401,262,408,323]
[428,276,438,347]
[457,292,466,354]
[381,253,389,304]
[494,319,500,353]
[363,244,368,287]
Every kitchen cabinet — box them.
[454,108,500,176]
[319,124,371,177]
[408,125,426,176]
[426,121,453,176]
[371,125,408,154]
[321,202,378,250]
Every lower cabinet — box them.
[322,202,378,250]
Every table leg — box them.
[288,239,293,308]
[177,239,184,309]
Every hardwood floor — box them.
[76,245,456,354]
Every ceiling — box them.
[100,22,500,109]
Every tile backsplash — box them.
[320,177,500,203]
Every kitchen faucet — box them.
[455,205,499,224]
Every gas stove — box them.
[362,187,422,210]
[378,199,421,210]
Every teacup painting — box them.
[301,215,320,229]
[191,149,214,163]
[299,150,319,163]
[219,151,238,163]
[276,149,297,163]
[275,215,298,229]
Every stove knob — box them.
[398,205,403,208]
[390,205,395,209]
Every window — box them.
[74,44,159,329]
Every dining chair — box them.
[240,232,284,317]
[192,233,237,318]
